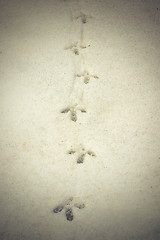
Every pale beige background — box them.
[0,0,160,240]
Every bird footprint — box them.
[53,197,85,221]
[61,104,86,122]
[68,145,96,164]
[76,70,99,84]
[64,42,90,55]
[76,13,93,24]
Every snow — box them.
[0,0,160,239]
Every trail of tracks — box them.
[53,2,99,237]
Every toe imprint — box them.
[65,208,74,221]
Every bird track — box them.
[53,197,85,221]
[64,42,90,55]
[68,144,96,164]
[76,13,93,24]
[76,70,99,84]
[61,104,87,122]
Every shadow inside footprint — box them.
[53,205,64,213]
[77,153,85,164]
[65,208,74,221]
[68,150,76,154]
[70,110,77,122]
[73,48,79,55]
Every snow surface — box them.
[0,0,160,239]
